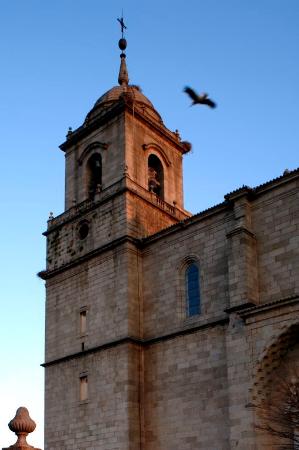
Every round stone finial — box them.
[8,407,36,447]
[118,38,127,51]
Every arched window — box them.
[86,153,102,198]
[148,154,164,199]
[186,263,201,316]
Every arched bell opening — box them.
[86,153,102,198]
[148,154,164,199]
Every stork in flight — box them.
[183,86,216,108]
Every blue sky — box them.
[0,1,298,447]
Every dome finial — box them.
[117,14,129,86]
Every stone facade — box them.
[40,49,299,449]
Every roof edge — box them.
[142,167,299,244]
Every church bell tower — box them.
[40,31,191,450]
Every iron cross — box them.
[117,15,127,38]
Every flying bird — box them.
[183,86,216,108]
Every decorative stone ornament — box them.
[2,407,41,450]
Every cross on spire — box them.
[117,14,127,38]
[117,14,129,86]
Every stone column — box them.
[2,407,41,450]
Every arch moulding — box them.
[142,143,171,167]
[250,320,299,404]
[78,141,109,166]
[177,254,200,272]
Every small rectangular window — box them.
[80,310,87,335]
[80,375,88,401]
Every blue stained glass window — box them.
[186,263,200,316]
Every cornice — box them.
[142,200,230,245]
[59,102,125,151]
[38,235,140,280]
[59,99,189,155]
[238,295,299,322]
[141,167,299,245]
[44,173,189,237]
[41,317,229,367]
[225,167,299,202]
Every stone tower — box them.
[40,36,190,450]
[40,27,299,450]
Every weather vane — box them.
[117,12,127,38]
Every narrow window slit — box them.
[80,375,88,401]
[186,262,201,316]
[80,310,87,335]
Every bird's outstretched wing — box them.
[184,86,216,108]
[203,97,216,108]
[184,86,200,102]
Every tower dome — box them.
[85,84,163,124]
[84,32,163,125]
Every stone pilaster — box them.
[225,315,257,449]
[226,188,259,311]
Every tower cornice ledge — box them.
[38,235,141,280]
[45,176,189,235]
[60,100,190,154]
[238,294,299,322]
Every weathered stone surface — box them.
[42,56,299,449]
